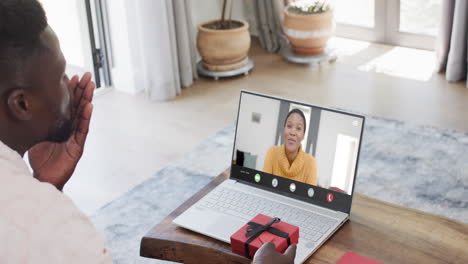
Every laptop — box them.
[174,91,365,263]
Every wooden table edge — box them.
[140,169,468,263]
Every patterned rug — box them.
[91,117,468,263]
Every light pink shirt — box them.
[0,140,112,264]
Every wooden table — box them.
[140,170,468,263]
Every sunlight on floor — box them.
[358,46,436,81]
[329,37,371,57]
[329,37,437,81]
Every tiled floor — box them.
[65,38,468,215]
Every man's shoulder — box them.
[0,169,87,230]
[0,170,110,264]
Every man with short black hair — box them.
[0,0,295,263]
[0,0,111,262]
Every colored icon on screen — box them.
[254,174,261,183]
[272,178,278,187]
[327,193,334,202]
[289,183,296,192]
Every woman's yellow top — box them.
[263,145,317,185]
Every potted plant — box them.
[284,0,333,55]
[197,0,251,71]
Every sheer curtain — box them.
[436,0,468,87]
[252,0,286,52]
[134,0,198,101]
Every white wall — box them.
[235,93,280,171]
[40,0,93,73]
[315,111,363,188]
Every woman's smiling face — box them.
[283,112,305,154]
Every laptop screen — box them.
[230,91,365,214]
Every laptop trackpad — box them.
[174,206,247,243]
[211,214,246,240]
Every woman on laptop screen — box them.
[263,109,317,185]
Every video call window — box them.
[233,93,363,195]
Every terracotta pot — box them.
[197,19,251,71]
[283,8,334,55]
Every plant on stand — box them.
[283,0,333,55]
[197,0,251,72]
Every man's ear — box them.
[6,89,33,121]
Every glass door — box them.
[39,0,111,88]
[387,0,442,49]
[331,0,384,42]
[331,0,442,50]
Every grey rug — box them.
[91,117,468,264]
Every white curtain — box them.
[252,0,286,52]
[134,0,198,101]
[436,0,468,87]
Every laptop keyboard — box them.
[198,186,339,242]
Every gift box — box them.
[230,214,299,259]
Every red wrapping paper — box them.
[337,252,384,264]
[230,214,299,259]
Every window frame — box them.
[334,0,436,50]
